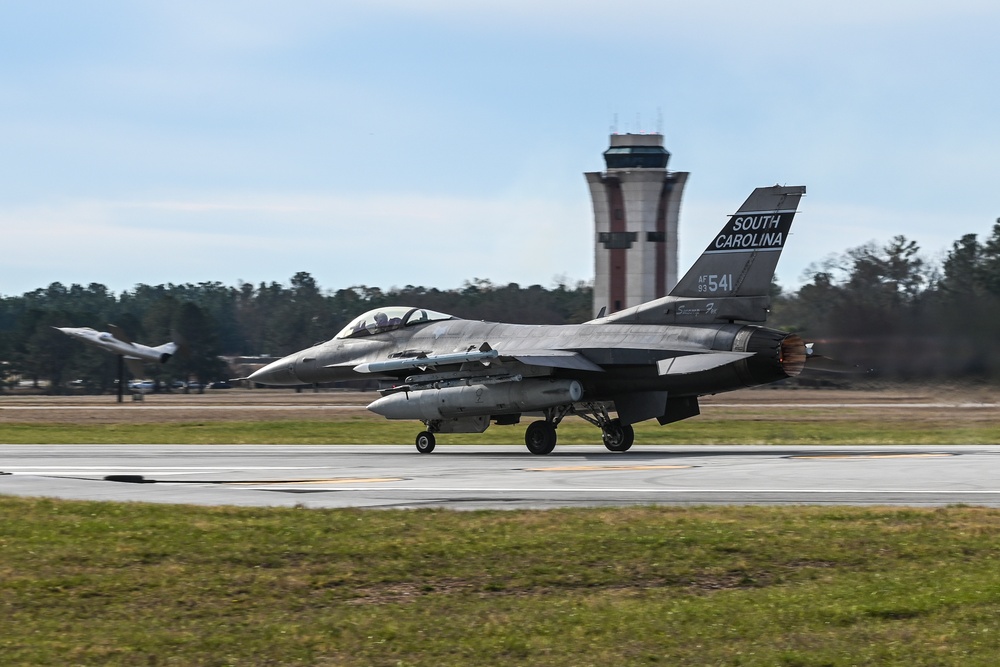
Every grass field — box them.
[3,386,998,446]
[3,389,1000,664]
[2,414,1000,445]
[2,498,1000,666]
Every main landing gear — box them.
[412,402,635,455]
[415,431,436,454]
[578,402,635,453]
[601,418,635,452]
[521,403,574,455]
[521,403,634,455]
[524,420,557,455]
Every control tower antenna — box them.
[657,107,663,135]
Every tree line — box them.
[0,273,592,393]
[4,218,1000,393]
[770,221,1000,382]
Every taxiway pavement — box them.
[3,444,999,510]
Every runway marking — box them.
[2,402,994,411]
[0,466,320,470]
[209,487,1000,496]
[3,470,230,476]
[524,465,693,472]
[788,453,956,460]
[225,478,404,486]
[0,405,364,410]
[82,475,408,486]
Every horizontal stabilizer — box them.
[657,351,753,376]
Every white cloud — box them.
[1,192,593,295]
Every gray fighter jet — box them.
[250,185,810,454]
[55,325,178,377]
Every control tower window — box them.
[603,146,670,170]
[598,232,637,250]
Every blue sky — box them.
[2,1,998,297]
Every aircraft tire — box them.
[603,419,634,452]
[524,420,557,455]
[415,431,436,454]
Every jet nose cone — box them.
[248,357,301,386]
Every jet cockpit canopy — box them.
[334,306,454,340]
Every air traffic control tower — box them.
[585,133,688,318]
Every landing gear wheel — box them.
[524,420,557,455]
[415,431,436,454]
[602,419,634,452]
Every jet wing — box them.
[508,349,750,375]
[107,324,133,345]
[353,345,751,377]
[524,347,751,375]
[506,351,605,372]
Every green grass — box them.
[3,499,1000,665]
[2,415,1000,445]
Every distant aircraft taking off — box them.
[55,325,178,373]
[250,185,821,455]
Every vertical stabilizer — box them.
[595,185,806,325]
[670,185,805,298]
[153,342,179,363]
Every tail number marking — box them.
[697,274,733,293]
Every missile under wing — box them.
[249,185,811,455]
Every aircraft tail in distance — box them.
[150,342,179,363]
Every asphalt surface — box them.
[3,444,999,510]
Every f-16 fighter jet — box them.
[250,185,813,454]
[55,324,178,376]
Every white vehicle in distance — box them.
[128,380,156,394]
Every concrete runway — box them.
[3,444,1000,510]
